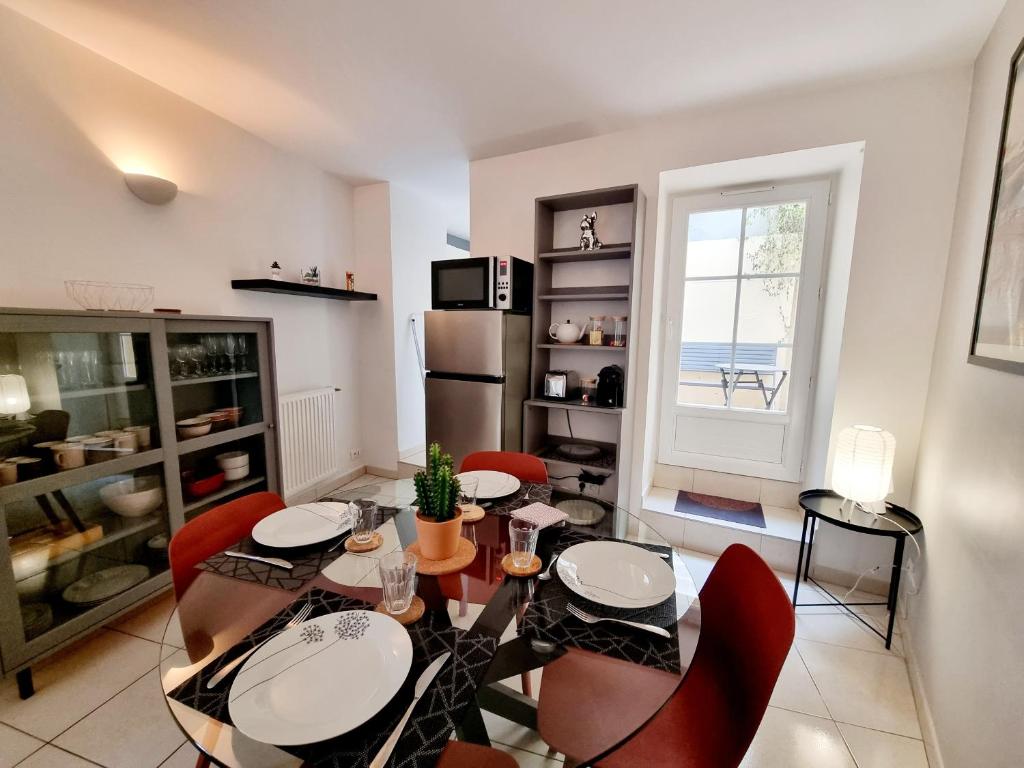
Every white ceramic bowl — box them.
[99,476,164,518]
[216,450,249,470]
[223,462,250,481]
[176,417,212,439]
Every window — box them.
[659,181,829,480]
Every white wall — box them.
[909,2,1024,766]
[0,6,365,479]
[389,185,447,456]
[471,67,971,514]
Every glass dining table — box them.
[159,478,702,767]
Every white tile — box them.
[760,478,801,509]
[321,550,379,586]
[797,613,902,655]
[158,742,204,768]
[652,463,694,491]
[639,506,686,547]
[482,711,558,757]
[761,505,806,541]
[692,469,761,503]
[109,589,177,644]
[55,669,185,768]
[0,630,161,741]
[797,640,921,738]
[683,516,761,556]
[769,647,830,718]
[740,707,856,768]
[676,548,716,590]
[643,486,681,516]
[760,535,801,571]
[836,722,928,768]
[0,722,43,768]
[13,746,100,767]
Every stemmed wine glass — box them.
[187,343,206,377]
[223,335,237,373]
[236,335,249,372]
[174,345,189,379]
[202,335,221,375]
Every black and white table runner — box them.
[168,588,499,768]
[196,535,349,591]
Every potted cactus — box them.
[412,443,463,559]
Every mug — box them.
[94,430,122,438]
[124,425,151,449]
[0,463,16,485]
[16,457,43,480]
[52,442,85,470]
[112,431,139,454]
[82,436,113,464]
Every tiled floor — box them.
[0,474,929,767]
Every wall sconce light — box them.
[124,173,178,205]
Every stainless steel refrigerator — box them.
[424,310,531,470]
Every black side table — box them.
[793,489,922,649]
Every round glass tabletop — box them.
[159,478,701,766]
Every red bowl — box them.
[182,470,225,498]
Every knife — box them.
[224,551,294,570]
[368,652,451,768]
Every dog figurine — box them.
[579,211,603,251]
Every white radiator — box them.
[278,387,337,497]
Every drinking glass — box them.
[202,335,221,375]
[223,334,237,372]
[458,476,479,508]
[509,518,539,568]
[187,343,206,377]
[236,335,249,372]
[350,499,378,544]
[379,551,418,614]
[174,345,189,378]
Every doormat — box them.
[675,491,766,528]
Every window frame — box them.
[657,179,830,481]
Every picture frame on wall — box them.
[970,37,1024,374]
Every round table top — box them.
[159,479,701,767]
[798,489,923,536]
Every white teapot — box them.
[549,320,586,344]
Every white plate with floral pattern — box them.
[228,610,413,745]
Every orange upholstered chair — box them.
[436,741,518,768]
[460,451,548,483]
[169,491,287,599]
[539,543,795,767]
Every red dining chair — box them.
[538,543,795,767]
[460,451,549,483]
[169,491,287,599]
[436,741,518,768]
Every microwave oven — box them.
[431,256,533,313]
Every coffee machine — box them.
[596,365,624,408]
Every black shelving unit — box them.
[231,279,377,302]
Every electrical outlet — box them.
[349,448,361,459]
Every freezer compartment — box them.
[424,310,506,377]
[425,375,503,470]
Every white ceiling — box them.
[2,0,1005,235]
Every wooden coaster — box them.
[460,503,486,523]
[375,595,425,626]
[406,537,477,575]
[345,532,383,553]
[501,553,542,577]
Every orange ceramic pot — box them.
[414,510,464,560]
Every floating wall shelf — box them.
[231,279,377,302]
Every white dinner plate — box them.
[63,565,150,606]
[556,541,676,609]
[455,470,521,500]
[251,502,351,548]
[228,610,413,745]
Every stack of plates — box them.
[20,603,53,639]
[62,565,150,607]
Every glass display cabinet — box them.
[0,310,280,697]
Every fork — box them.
[565,602,671,639]
[206,601,313,689]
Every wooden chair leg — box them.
[520,671,533,698]
[194,753,210,768]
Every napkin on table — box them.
[511,502,569,529]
